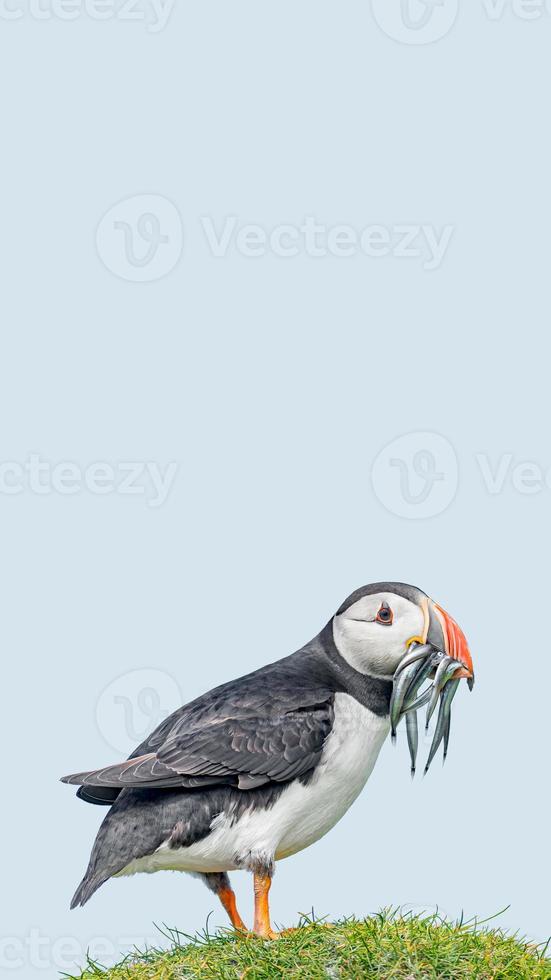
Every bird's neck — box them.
[315,620,393,718]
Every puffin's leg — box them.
[253,871,278,939]
[200,872,247,932]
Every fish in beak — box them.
[391,597,474,776]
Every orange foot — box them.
[251,872,333,940]
[254,927,280,940]
[253,872,281,939]
[253,924,331,940]
[217,886,248,933]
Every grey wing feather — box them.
[61,701,334,791]
[159,708,332,784]
[62,649,337,799]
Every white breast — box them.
[274,693,389,859]
[119,694,389,877]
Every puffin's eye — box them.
[376,603,393,625]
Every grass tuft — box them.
[65,908,551,979]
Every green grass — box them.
[67,909,550,979]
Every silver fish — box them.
[425,656,456,730]
[443,707,451,762]
[392,642,471,775]
[401,651,442,715]
[424,679,460,775]
[402,685,433,714]
[406,710,418,777]
[393,643,432,678]
[390,657,430,738]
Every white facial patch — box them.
[333,592,425,677]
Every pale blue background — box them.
[1,2,550,976]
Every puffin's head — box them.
[333,582,474,684]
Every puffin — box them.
[61,582,474,939]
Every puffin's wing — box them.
[61,699,334,792]
[159,704,335,787]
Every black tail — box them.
[67,786,175,910]
[70,869,110,909]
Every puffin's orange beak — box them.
[433,603,474,683]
